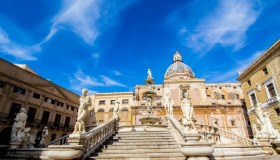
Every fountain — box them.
[139,69,160,125]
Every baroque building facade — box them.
[237,39,280,133]
[0,58,80,145]
[87,51,252,138]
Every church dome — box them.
[164,50,195,79]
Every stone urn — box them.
[180,134,214,160]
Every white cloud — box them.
[101,75,127,87]
[0,28,40,60]
[44,0,100,45]
[186,0,262,55]
[70,70,127,92]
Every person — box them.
[11,108,28,141]
[74,89,92,134]
[147,69,152,78]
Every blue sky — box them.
[0,0,280,94]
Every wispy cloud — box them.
[70,70,127,92]
[185,0,262,55]
[43,0,100,45]
[0,28,40,60]
[206,50,264,82]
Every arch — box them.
[0,127,12,145]
[97,108,105,112]
[121,107,128,112]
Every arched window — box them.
[121,107,128,112]
[109,107,114,112]
[97,108,105,112]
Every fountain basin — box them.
[139,116,160,124]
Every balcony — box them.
[267,96,280,105]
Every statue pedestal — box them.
[271,140,280,154]
[68,133,87,145]
[181,134,214,160]
[9,140,21,149]
[257,137,274,155]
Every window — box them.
[13,86,26,95]
[263,68,268,75]
[56,101,64,107]
[0,80,6,88]
[54,114,61,127]
[8,103,21,119]
[121,107,128,112]
[230,119,235,126]
[264,78,278,99]
[110,100,115,104]
[275,108,280,116]
[122,99,129,104]
[97,108,105,112]
[32,93,41,99]
[27,107,37,123]
[71,106,75,111]
[247,80,251,86]
[109,108,114,112]
[90,110,95,117]
[51,134,56,141]
[41,111,50,125]
[64,116,71,128]
[219,87,222,89]
[249,92,257,106]
[221,95,225,100]
[44,97,55,104]
[266,83,277,98]
[99,100,105,105]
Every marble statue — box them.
[147,69,152,78]
[18,127,31,148]
[113,98,120,119]
[28,130,37,148]
[146,97,153,115]
[263,112,277,136]
[164,93,169,111]
[74,89,92,134]
[40,126,49,147]
[181,92,196,133]
[168,97,174,115]
[11,108,28,141]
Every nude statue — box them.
[74,89,92,134]
[169,98,174,115]
[181,92,196,132]
[40,126,49,147]
[19,127,31,148]
[147,69,152,78]
[113,98,120,119]
[11,108,28,141]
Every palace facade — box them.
[0,59,80,145]
[87,51,252,138]
[237,39,280,133]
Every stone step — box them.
[117,139,175,142]
[101,148,181,154]
[94,152,185,158]
[117,135,173,139]
[91,157,186,160]
[112,141,177,145]
[106,144,179,149]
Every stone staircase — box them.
[90,128,186,160]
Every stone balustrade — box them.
[195,123,254,145]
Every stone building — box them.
[0,58,80,145]
[237,39,280,133]
[88,50,252,138]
